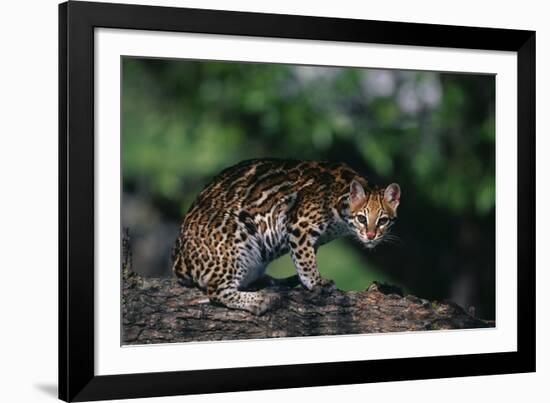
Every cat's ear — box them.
[349,179,366,211]
[384,183,401,210]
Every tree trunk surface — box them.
[122,265,493,345]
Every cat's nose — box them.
[366,232,375,240]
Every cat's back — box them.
[188,158,358,213]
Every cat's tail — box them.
[171,235,193,286]
[171,234,184,267]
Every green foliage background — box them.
[122,57,496,317]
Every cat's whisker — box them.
[383,234,402,242]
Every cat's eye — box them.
[378,217,389,226]
[356,215,367,224]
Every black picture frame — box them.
[59,1,536,401]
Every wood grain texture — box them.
[122,264,493,345]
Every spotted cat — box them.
[172,158,401,315]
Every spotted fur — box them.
[172,158,401,315]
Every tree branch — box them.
[122,266,493,345]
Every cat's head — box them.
[346,179,401,249]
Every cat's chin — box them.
[353,235,379,249]
[364,241,378,249]
[364,236,387,249]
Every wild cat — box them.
[172,158,401,315]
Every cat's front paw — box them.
[307,277,337,294]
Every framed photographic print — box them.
[59,1,535,401]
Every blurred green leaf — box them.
[122,57,496,293]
